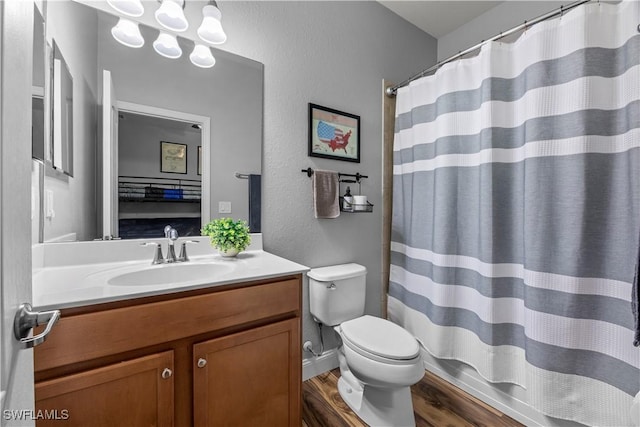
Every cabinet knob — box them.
[197,358,207,368]
[161,368,172,379]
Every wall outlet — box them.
[218,201,232,214]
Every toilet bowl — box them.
[339,316,424,387]
[336,315,424,426]
[307,264,424,426]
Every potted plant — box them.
[201,217,251,257]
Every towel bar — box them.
[301,168,368,182]
[302,168,373,213]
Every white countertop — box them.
[32,236,309,311]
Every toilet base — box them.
[337,376,416,427]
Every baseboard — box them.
[302,348,339,381]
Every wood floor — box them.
[302,369,523,427]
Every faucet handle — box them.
[178,240,199,262]
[141,242,165,265]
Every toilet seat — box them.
[340,315,420,362]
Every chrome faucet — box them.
[165,227,179,263]
[142,226,198,264]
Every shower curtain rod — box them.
[385,0,591,97]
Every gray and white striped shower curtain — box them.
[388,1,640,425]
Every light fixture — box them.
[106,0,144,17]
[197,2,227,45]
[111,18,144,48]
[190,44,216,68]
[155,0,189,32]
[153,32,182,59]
[108,1,226,69]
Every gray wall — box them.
[214,2,437,350]
[118,118,201,181]
[438,1,567,60]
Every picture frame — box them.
[308,103,360,163]
[160,141,187,174]
[197,146,202,176]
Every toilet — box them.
[308,263,424,427]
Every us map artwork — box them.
[316,121,353,153]
[311,109,358,159]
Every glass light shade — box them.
[153,32,182,59]
[111,18,144,48]
[106,0,144,17]
[155,0,188,32]
[197,5,227,45]
[190,44,216,68]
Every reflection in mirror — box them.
[32,3,46,245]
[52,41,73,176]
[38,0,263,243]
[32,3,46,162]
[117,112,203,239]
[32,98,45,161]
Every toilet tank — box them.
[307,263,367,326]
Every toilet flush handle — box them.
[327,282,337,290]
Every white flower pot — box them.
[218,247,239,257]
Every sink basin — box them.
[108,262,233,286]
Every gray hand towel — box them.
[312,170,340,219]
[248,174,261,233]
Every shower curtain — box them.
[388,1,640,426]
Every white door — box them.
[102,70,118,239]
[1,1,36,424]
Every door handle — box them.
[13,303,61,349]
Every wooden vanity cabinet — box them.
[33,275,302,426]
[35,351,174,427]
[194,318,300,426]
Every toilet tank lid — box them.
[307,263,366,281]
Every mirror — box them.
[32,2,46,245]
[52,40,73,176]
[32,3,46,162]
[37,0,263,242]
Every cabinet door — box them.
[35,351,174,427]
[193,318,301,427]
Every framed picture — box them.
[308,103,360,163]
[197,146,202,175]
[160,141,187,174]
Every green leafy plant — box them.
[201,218,251,252]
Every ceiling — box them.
[378,1,503,38]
